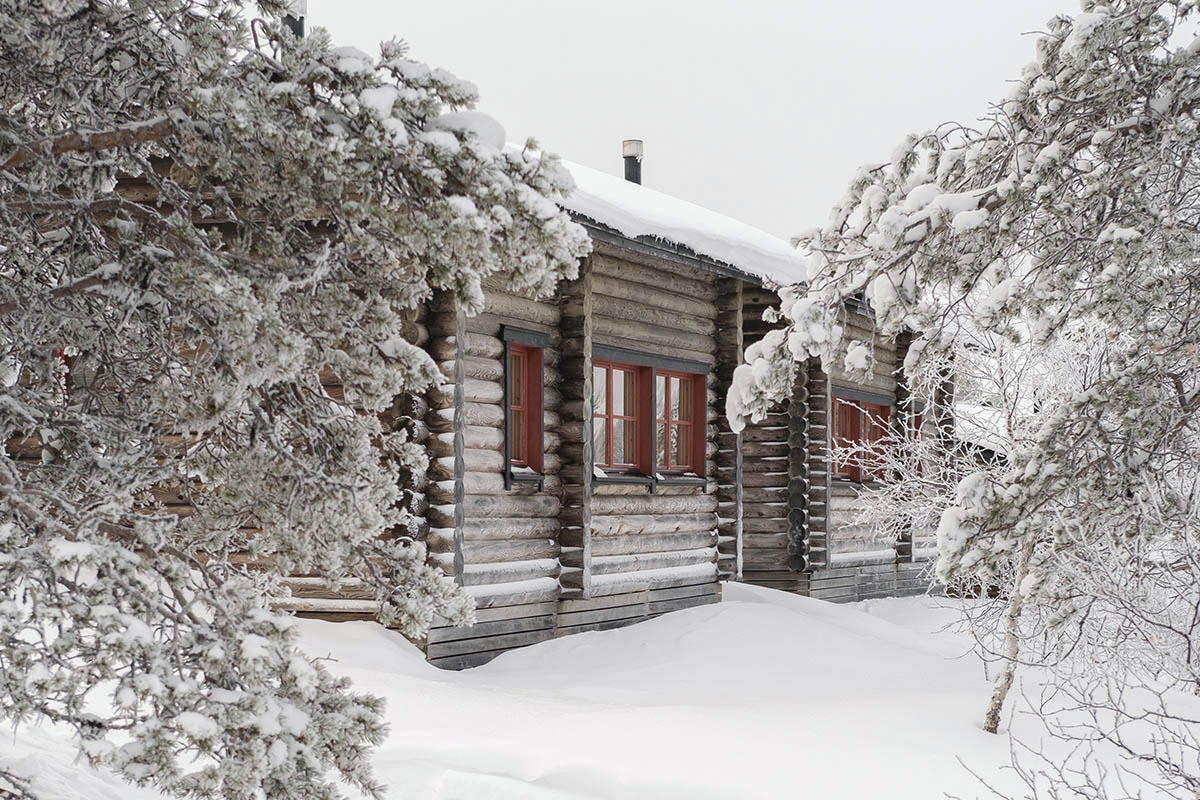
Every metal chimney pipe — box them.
[622,139,643,185]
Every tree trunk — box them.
[983,533,1036,734]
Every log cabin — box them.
[280,141,934,668]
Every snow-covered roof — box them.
[560,160,807,287]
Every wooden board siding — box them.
[806,560,931,602]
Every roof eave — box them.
[570,212,767,286]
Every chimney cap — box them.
[622,139,644,160]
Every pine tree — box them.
[731,0,1200,739]
[0,1,590,797]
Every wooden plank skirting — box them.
[425,579,722,670]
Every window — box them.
[502,326,547,488]
[592,361,643,470]
[508,344,542,470]
[831,394,891,482]
[590,349,707,480]
[656,370,702,473]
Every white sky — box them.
[316,1,1069,241]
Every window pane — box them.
[673,423,689,467]
[592,366,606,415]
[656,374,665,421]
[612,419,636,465]
[593,417,607,465]
[676,376,692,422]
[511,409,525,464]
[613,368,635,416]
[657,420,667,466]
[510,351,525,408]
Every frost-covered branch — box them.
[740,0,1200,776]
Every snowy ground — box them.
[0,584,1169,799]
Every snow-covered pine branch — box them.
[731,0,1200,756]
[0,1,590,798]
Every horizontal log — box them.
[588,493,717,516]
[591,330,715,364]
[742,532,789,550]
[429,474,561,502]
[740,517,788,533]
[436,356,561,389]
[741,286,780,305]
[739,500,790,518]
[460,558,560,587]
[430,448,504,479]
[562,531,718,556]
[426,402,505,433]
[588,547,716,576]
[588,512,717,536]
[460,538,559,564]
[592,293,716,337]
[426,627,555,660]
[427,613,555,645]
[739,425,789,443]
[587,563,719,596]
[741,548,789,568]
[427,426,504,457]
[428,332,504,361]
[591,274,718,320]
[741,471,790,488]
[591,253,718,300]
[477,289,561,327]
[591,313,717,355]
[464,493,562,519]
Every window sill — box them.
[592,473,707,494]
[593,473,653,487]
[656,475,706,488]
[505,469,545,492]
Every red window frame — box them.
[831,395,891,483]
[655,369,705,473]
[592,360,646,471]
[592,360,706,477]
[507,343,543,473]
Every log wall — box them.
[825,309,900,565]
[806,307,929,601]
[581,252,720,602]
[734,287,803,592]
[422,247,723,668]
[423,280,565,668]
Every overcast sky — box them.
[316,1,1069,241]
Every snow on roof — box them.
[560,160,808,287]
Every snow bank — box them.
[560,160,807,287]
[2,584,1165,800]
